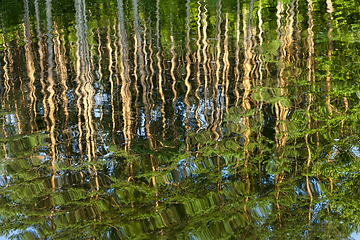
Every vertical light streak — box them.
[274,2,289,227]
[242,0,255,214]
[208,50,215,136]
[234,0,240,107]
[75,0,98,209]
[141,16,153,147]
[133,0,145,136]
[88,26,99,192]
[170,26,178,138]
[23,0,37,132]
[256,0,265,189]
[156,0,166,136]
[257,0,264,113]
[97,23,104,127]
[241,6,251,174]
[97,18,105,192]
[194,1,202,132]
[274,1,288,155]
[153,0,163,218]
[326,0,334,116]
[77,0,89,172]
[53,22,69,127]
[202,2,209,130]
[307,0,315,84]
[133,30,140,135]
[74,1,84,161]
[276,0,290,226]
[306,0,314,227]
[76,0,97,196]
[0,21,8,190]
[249,4,257,89]
[286,2,295,63]
[46,0,56,192]
[326,0,334,208]
[1,20,10,110]
[0,21,8,187]
[294,0,301,69]
[275,1,285,90]
[147,18,155,149]
[223,13,230,116]
[117,0,132,151]
[212,0,222,141]
[106,25,115,143]
[242,7,251,112]
[184,0,192,150]
[45,0,57,232]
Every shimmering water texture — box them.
[0,0,360,239]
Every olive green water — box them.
[0,0,360,239]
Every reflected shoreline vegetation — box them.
[0,0,360,239]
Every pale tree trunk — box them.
[24,0,37,132]
[156,0,166,139]
[201,2,210,133]
[306,0,314,228]
[194,1,202,133]
[117,0,132,152]
[170,23,178,141]
[211,0,222,142]
[45,0,57,233]
[184,0,192,152]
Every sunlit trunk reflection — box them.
[326,0,334,116]
[106,24,115,143]
[23,0,37,133]
[223,13,229,116]
[45,0,57,232]
[257,0,264,191]
[53,22,69,125]
[117,0,132,152]
[202,2,209,130]
[0,25,8,187]
[184,0,192,151]
[326,0,334,226]
[133,0,146,139]
[194,1,202,133]
[156,0,166,138]
[147,17,155,149]
[212,0,221,141]
[1,20,10,111]
[306,0,314,228]
[96,17,106,158]
[234,0,240,107]
[274,1,287,227]
[170,25,178,140]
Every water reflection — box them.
[0,0,360,239]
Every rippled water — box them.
[0,0,360,239]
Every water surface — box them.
[1,0,360,239]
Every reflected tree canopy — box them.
[0,0,360,239]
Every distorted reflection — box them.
[0,0,360,239]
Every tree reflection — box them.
[0,0,360,239]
